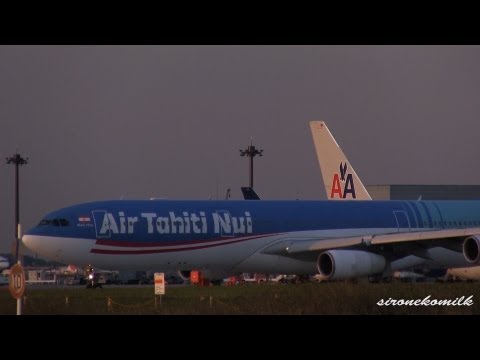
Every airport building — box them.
[366,185,480,200]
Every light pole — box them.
[6,152,28,263]
[239,141,263,188]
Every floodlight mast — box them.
[6,152,28,263]
[239,141,263,188]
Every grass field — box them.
[1,282,479,315]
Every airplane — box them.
[0,256,9,270]
[310,121,371,200]
[21,198,480,282]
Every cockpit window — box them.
[38,218,70,226]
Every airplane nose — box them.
[22,234,64,261]
[22,235,39,252]
[23,233,54,255]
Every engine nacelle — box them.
[317,250,386,280]
[178,270,191,281]
[463,236,480,264]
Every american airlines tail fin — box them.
[310,121,372,200]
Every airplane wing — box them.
[261,227,480,257]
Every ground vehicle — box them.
[242,273,267,283]
[270,274,298,283]
[84,265,102,289]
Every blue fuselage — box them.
[22,200,480,273]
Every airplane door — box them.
[393,211,410,232]
[92,210,110,238]
[214,210,235,237]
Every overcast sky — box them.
[1,45,480,253]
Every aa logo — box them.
[330,162,356,199]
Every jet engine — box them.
[463,236,480,264]
[317,250,386,280]
[178,270,191,281]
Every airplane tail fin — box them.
[310,121,372,200]
[241,187,261,200]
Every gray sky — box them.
[1,45,480,253]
